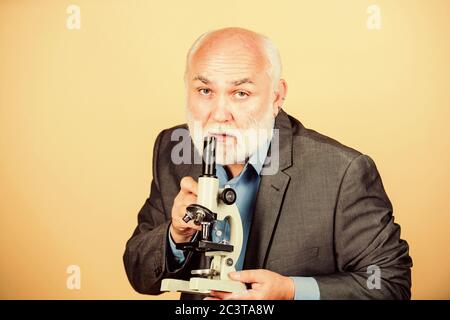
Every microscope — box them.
[160,136,246,294]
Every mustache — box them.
[207,128,238,137]
[203,118,259,138]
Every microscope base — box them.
[161,277,246,294]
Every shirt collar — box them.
[247,133,272,176]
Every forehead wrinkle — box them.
[193,54,266,81]
[198,62,257,73]
[194,66,256,82]
[196,51,262,65]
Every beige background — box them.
[0,0,449,299]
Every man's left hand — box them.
[204,269,295,300]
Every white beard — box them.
[186,106,275,165]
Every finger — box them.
[179,194,197,207]
[228,270,266,284]
[173,218,201,232]
[251,282,263,290]
[210,290,233,300]
[185,220,202,231]
[172,195,197,218]
[173,191,196,207]
[175,207,201,228]
[203,297,221,300]
[180,176,198,195]
[225,289,257,300]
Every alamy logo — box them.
[366,265,381,289]
[66,265,81,290]
[66,5,81,30]
[169,127,280,176]
[366,4,382,30]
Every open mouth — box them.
[208,132,236,143]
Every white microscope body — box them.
[160,136,246,295]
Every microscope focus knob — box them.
[182,204,216,224]
[182,208,195,223]
[221,188,236,205]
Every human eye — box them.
[198,88,212,96]
[233,90,250,99]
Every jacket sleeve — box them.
[314,154,413,299]
[122,129,194,295]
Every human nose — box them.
[210,93,232,123]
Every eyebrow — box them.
[192,75,255,86]
[232,78,255,86]
[192,75,210,84]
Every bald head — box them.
[185,27,282,88]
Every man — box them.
[123,27,412,300]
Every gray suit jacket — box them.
[123,109,412,300]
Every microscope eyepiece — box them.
[202,136,216,177]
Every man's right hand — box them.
[170,176,201,243]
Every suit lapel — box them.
[175,126,202,180]
[244,109,293,269]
